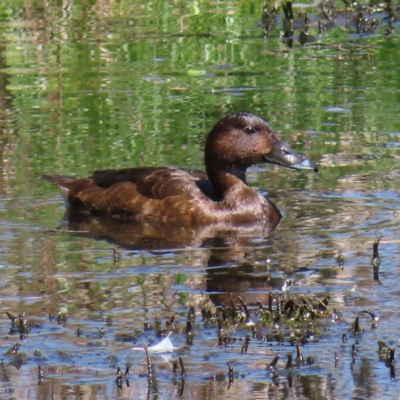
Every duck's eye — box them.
[282,148,291,156]
[244,126,256,135]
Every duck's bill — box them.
[264,141,318,173]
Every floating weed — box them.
[112,247,121,267]
[201,305,213,322]
[0,292,390,392]
[166,315,178,330]
[388,348,396,379]
[363,309,379,329]
[296,344,303,366]
[6,343,21,355]
[107,354,118,368]
[5,311,16,326]
[171,357,186,396]
[349,316,361,336]
[240,335,250,354]
[186,320,194,346]
[260,0,394,48]
[187,306,195,322]
[377,341,396,379]
[143,322,153,331]
[372,236,382,283]
[260,1,280,34]
[114,333,139,343]
[56,312,67,327]
[37,365,44,384]
[267,354,280,370]
[144,344,154,381]
[378,340,391,361]
[351,344,358,364]
[33,349,42,358]
[336,252,344,269]
[6,343,26,369]
[179,356,186,379]
[115,366,123,389]
[6,311,41,339]
[238,296,250,323]
[172,360,178,375]
[227,362,234,390]
[115,365,130,389]
[271,371,279,387]
[285,352,293,369]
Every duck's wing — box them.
[43,167,214,217]
[91,167,214,200]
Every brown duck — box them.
[43,112,318,233]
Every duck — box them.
[43,112,318,232]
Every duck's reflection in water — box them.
[60,208,277,250]
[57,209,284,306]
[204,240,287,306]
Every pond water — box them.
[1,0,400,399]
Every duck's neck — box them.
[206,163,250,201]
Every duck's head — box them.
[205,112,318,176]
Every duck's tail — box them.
[42,174,78,207]
[42,174,75,186]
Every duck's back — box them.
[91,167,214,199]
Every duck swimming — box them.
[43,113,318,233]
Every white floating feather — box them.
[132,332,176,353]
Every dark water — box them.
[1,0,400,399]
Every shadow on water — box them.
[54,209,285,306]
[52,207,324,307]
[59,208,277,249]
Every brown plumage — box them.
[43,112,318,233]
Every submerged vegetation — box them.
[261,0,400,46]
[0,235,394,397]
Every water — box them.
[1,0,400,399]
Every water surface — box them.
[1,0,400,399]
